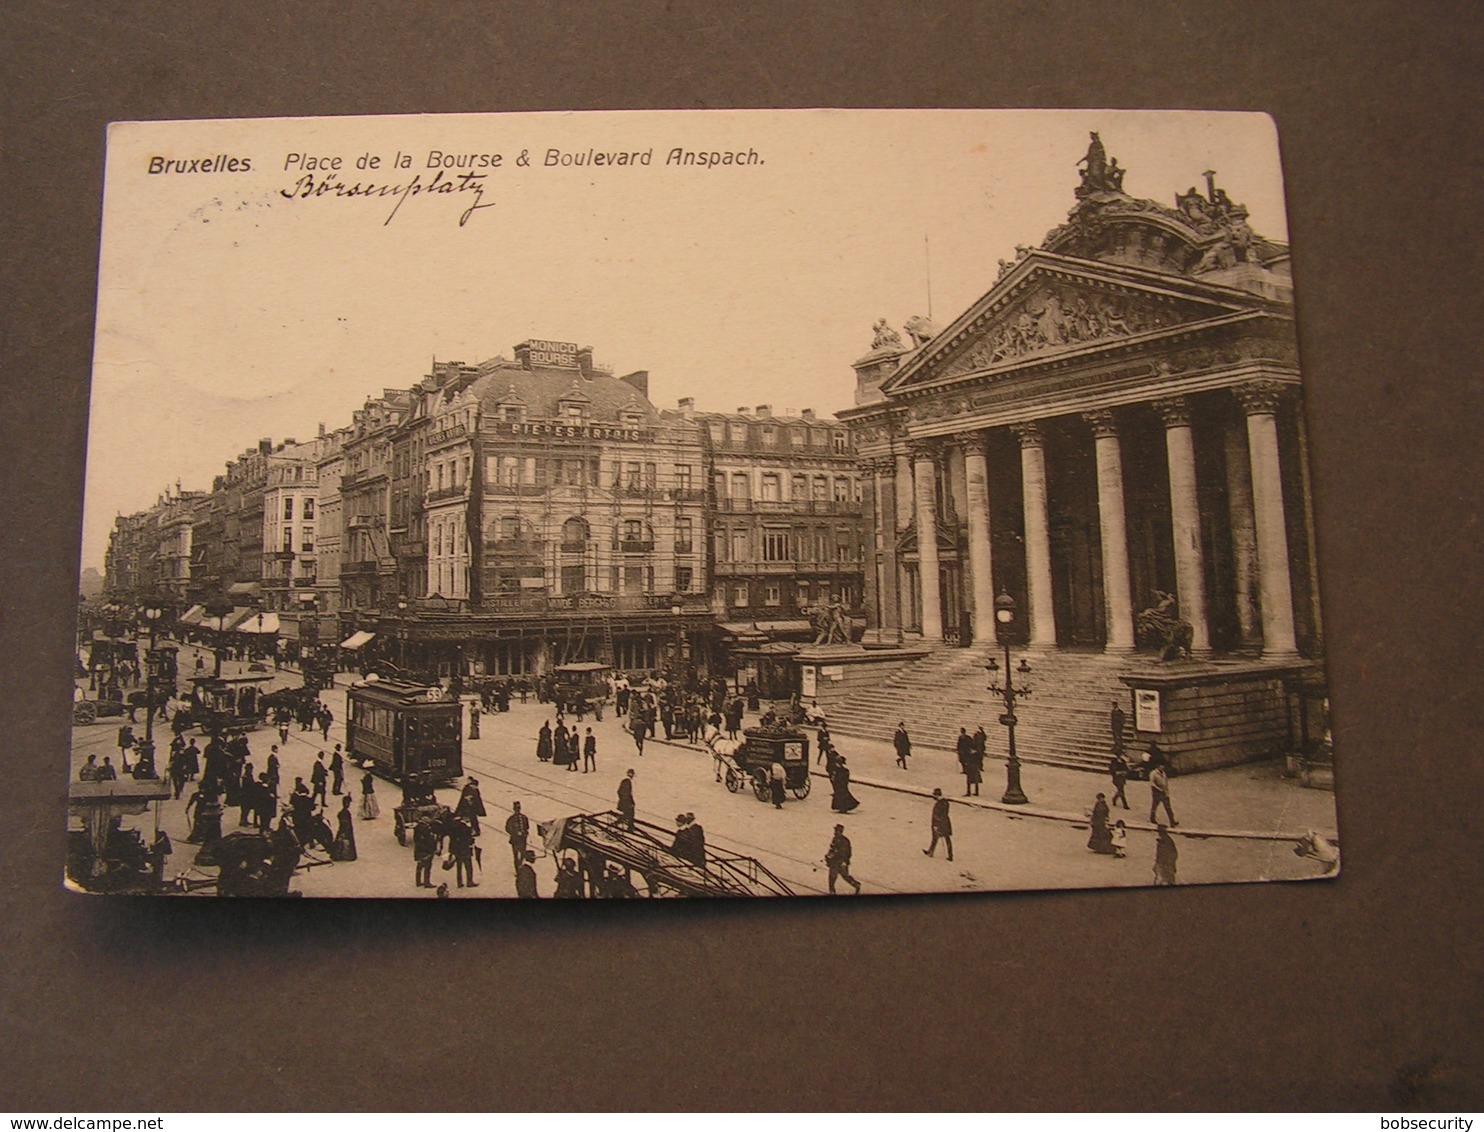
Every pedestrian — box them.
[566,729,581,772]
[98,756,118,780]
[830,755,860,814]
[265,747,281,799]
[505,801,530,866]
[671,813,704,864]
[583,727,597,773]
[515,849,539,898]
[330,744,345,795]
[884,726,908,771]
[319,705,333,740]
[1108,751,1130,809]
[769,759,787,809]
[923,788,953,861]
[468,703,481,740]
[630,712,646,757]
[964,731,985,797]
[278,718,290,746]
[149,829,173,888]
[1087,792,1115,854]
[117,723,135,773]
[1110,699,1127,758]
[79,754,98,782]
[1153,820,1178,885]
[536,720,553,762]
[955,727,974,793]
[359,769,380,820]
[332,795,357,861]
[448,816,477,889]
[1111,819,1128,858]
[310,755,328,808]
[237,761,256,826]
[455,776,486,836]
[412,816,438,888]
[1148,762,1177,826]
[617,769,636,830]
[825,824,863,894]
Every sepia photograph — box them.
[73,109,1339,899]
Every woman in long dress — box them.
[1086,792,1115,854]
[830,755,860,814]
[358,770,380,820]
[333,796,358,861]
[536,721,554,762]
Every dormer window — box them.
[562,402,586,421]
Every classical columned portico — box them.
[870,458,900,634]
[912,444,944,641]
[1154,396,1211,654]
[1012,422,1057,649]
[1237,381,1299,659]
[1083,410,1135,652]
[958,432,997,643]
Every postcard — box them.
[72,109,1339,897]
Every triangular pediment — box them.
[882,254,1258,393]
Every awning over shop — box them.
[340,630,375,650]
[178,604,205,625]
[755,619,812,635]
[237,611,280,634]
[227,581,261,597]
[219,607,257,631]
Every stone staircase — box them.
[825,645,1138,773]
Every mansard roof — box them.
[471,359,663,424]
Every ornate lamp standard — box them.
[985,590,1032,805]
[137,600,169,778]
[396,596,409,672]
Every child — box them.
[1111,820,1128,859]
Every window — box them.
[798,582,812,606]
[730,529,749,562]
[811,427,827,446]
[283,498,294,521]
[282,526,293,553]
[790,426,806,447]
[675,517,693,553]
[463,455,472,484]
[708,422,724,444]
[791,473,808,500]
[675,465,692,494]
[562,517,588,546]
[728,422,748,444]
[622,519,645,543]
[626,462,641,490]
[562,402,585,421]
[499,517,521,541]
[437,464,446,490]
[499,457,519,486]
[714,473,727,499]
[812,476,829,501]
[762,530,791,562]
[301,531,314,553]
[503,406,521,422]
[730,472,749,500]
[734,584,749,607]
[675,566,693,592]
[644,462,657,490]
[760,473,781,502]
[713,529,727,563]
[761,424,776,445]
[765,583,781,606]
[561,564,585,593]
[833,431,849,454]
[565,458,584,485]
[303,497,315,520]
[834,477,850,502]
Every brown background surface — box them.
[2,1,1481,1111]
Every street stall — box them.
[345,677,463,786]
[67,777,173,892]
[539,810,796,897]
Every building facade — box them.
[841,138,1317,661]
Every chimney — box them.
[259,438,272,455]
[801,408,817,422]
[514,341,532,369]
[577,346,594,380]
[677,397,695,418]
[755,404,773,418]
[618,370,649,399]
[317,421,326,438]
[283,438,297,447]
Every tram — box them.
[345,678,463,784]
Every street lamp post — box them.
[204,595,235,678]
[138,601,165,778]
[396,597,409,672]
[985,590,1032,806]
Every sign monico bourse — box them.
[526,339,579,367]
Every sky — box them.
[84,109,1289,570]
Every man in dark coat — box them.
[583,728,597,773]
[955,728,976,795]
[505,801,530,866]
[923,788,954,861]
[1110,699,1127,758]
[893,722,912,769]
[310,756,328,808]
[448,817,477,888]
[617,769,636,830]
[329,744,345,795]
[1108,751,1130,810]
[412,816,439,888]
[825,824,862,894]
[455,777,486,837]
